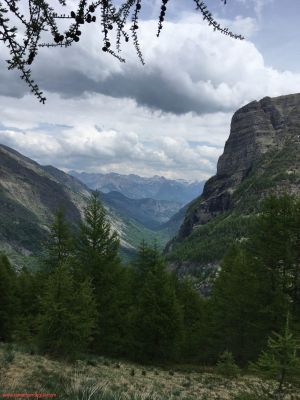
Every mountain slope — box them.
[0,145,176,264]
[167,94,300,272]
[101,191,182,229]
[70,171,204,204]
[0,145,85,256]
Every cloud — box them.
[0,112,223,180]
[1,13,300,115]
[0,6,300,181]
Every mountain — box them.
[167,94,300,275]
[101,191,182,229]
[0,144,87,264]
[0,145,172,265]
[70,171,204,205]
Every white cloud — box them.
[0,109,223,181]
[0,11,300,180]
[2,14,300,115]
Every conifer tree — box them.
[133,243,182,361]
[44,207,74,271]
[0,254,17,342]
[209,245,288,364]
[77,192,119,271]
[14,267,41,345]
[252,314,300,395]
[216,350,240,378]
[249,194,300,324]
[176,277,207,362]
[76,192,127,355]
[38,263,97,358]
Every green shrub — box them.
[2,343,15,365]
[216,351,240,378]
[234,394,260,400]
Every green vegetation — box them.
[168,212,256,264]
[0,187,47,254]
[251,315,300,393]
[38,264,97,358]
[0,193,300,397]
[0,346,299,400]
[216,351,240,378]
[169,140,300,267]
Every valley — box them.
[0,144,202,265]
[1,94,300,400]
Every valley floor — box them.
[0,345,299,400]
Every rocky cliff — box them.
[168,94,300,270]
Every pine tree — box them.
[44,207,74,271]
[209,245,288,364]
[14,267,40,345]
[216,350,240,378]
[252,314,300,395]
[0,254,17,341]
[75,192,127,355]
[176,277,207,362]
[38,263,97,358]
[250,195,300,306]
[133,244,182,362]
[76,192,119,272]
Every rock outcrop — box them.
[168,94,300,262]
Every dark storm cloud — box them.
[30,64,225,115]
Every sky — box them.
[1,0,300,181]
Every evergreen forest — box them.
[0,192,300,398]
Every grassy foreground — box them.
[0,344,299,400]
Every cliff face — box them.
[169,94,300,263]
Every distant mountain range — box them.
[101,191,182,229]
[70,171,204,205]
[0,144,203,266]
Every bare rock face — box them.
[176,94,300,242]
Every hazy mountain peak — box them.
[70,171,205,205]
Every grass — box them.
[0,344,299,400]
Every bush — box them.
[216,351,240,378]
[2,343,15,365]
[234,394,259,400]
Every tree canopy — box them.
[0,0,243,103]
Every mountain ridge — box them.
[0,144,188,264]
[167,94,300,273]
[70,170,204,204]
